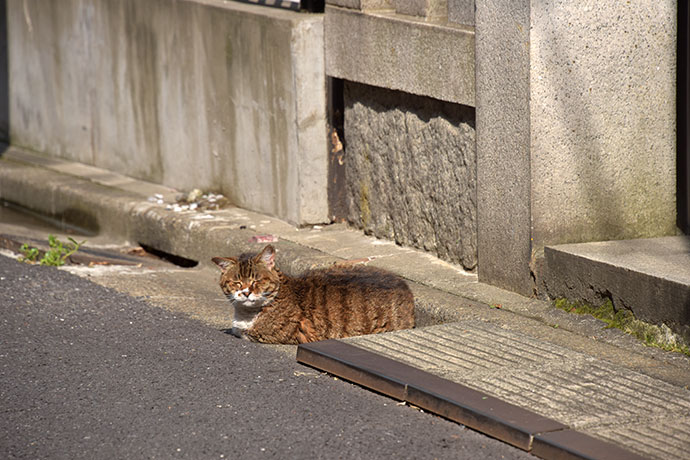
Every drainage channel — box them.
[0,199,95,237]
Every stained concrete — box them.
[448,0,474,26]
[342,82,477,270]
[325,0,393,10]
[475,0,532,294]
[529,1,677,247]
[7,0,328,225]
[393,0,447,20]
[325,6,475,107]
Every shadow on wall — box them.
[533,4,675,246]
[0,0,7,153]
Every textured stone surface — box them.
[529,0,677,245]
[394,0,447,20]
[545,237,690,342]
[7,0,328,225]
[343,82,477,270]
[344,321,690,460]
[475,0,677,296]
[475,0,532,293]
[325,0,393,9]
[448,0,474,25]
[325,6,475,107]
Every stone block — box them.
[325,6,475,107]
[448,0,474,26]
[343,81,477,270]
[7,0,328,225]
[544,237,690,343]
[529,0,677,246]
[394,0,447,20]
[475,0,532,294]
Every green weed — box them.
[19,243,40,263]
[19,235,86,267]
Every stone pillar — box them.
[476,0,678,295]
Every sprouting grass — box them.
[554,298,690,357]
[19,234,86,267]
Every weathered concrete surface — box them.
[325,0,393,10]
[475,0,678,295]
[545,237,690,343]
[448,0,474,26]
[393,0,447,20]
[344,321,690,460]
[7,0,328,225]
[475,0,532,294]
[325,6,475,107]
[342,81,477,270]
[529,1,677,246]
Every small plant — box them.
[19,243,40,263]
[18,235,86,267]
[40,235,85,266]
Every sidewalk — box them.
[1,146,689,459]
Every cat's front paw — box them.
[230,327,255,341]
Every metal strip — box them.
[533,429,650,460]
[297,340,564,451]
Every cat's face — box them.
[212,245,280,309]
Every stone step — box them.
[544,236,690,343]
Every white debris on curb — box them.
[148,188,230,214]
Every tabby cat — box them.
[212,245,415,344]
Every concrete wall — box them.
[477,0,678,294]
[7,0,328,225]
[530,1,677,246]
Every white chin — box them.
[235,299,262,308]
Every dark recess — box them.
[327,77,347,222]
[301,0,324,12]
[138,243,199,268]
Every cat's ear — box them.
[212,257,237,271]
[257,245,276,270]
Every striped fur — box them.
[212,245,415,344]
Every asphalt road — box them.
[0,254,533,459]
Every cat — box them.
[212,244,415,344]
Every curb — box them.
[297,340,650,460]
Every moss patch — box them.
[554,298,690,357]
